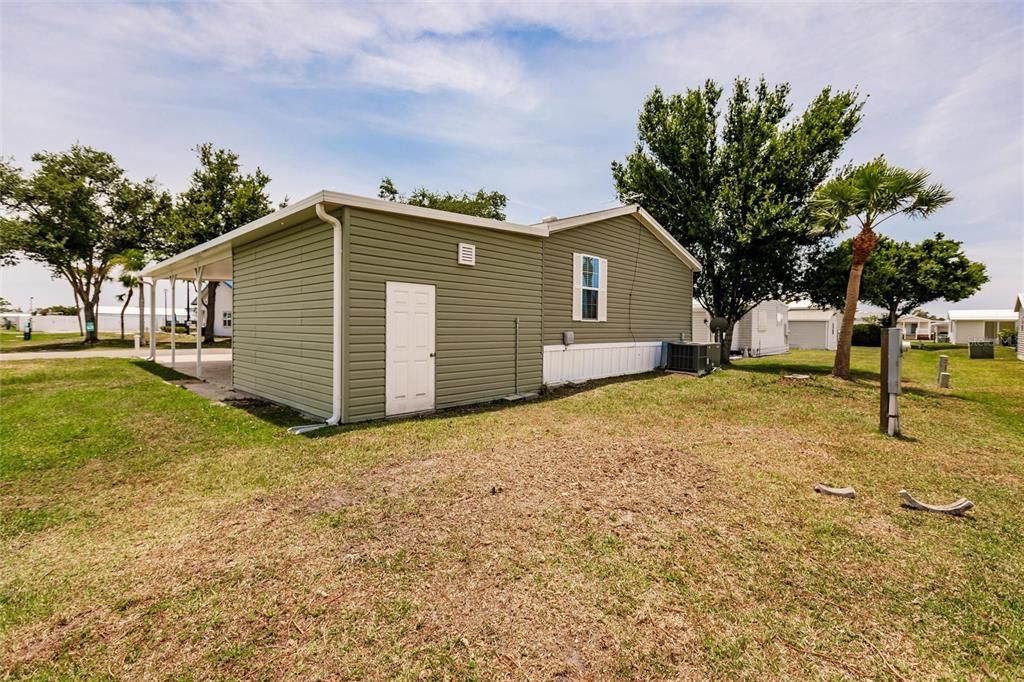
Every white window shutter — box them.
[571,253,582,321]
[597,257,608,322]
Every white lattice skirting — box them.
[543,341,664,385]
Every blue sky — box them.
[1,1,1021,314]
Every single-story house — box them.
[1,312,32,331]
[18,306,187,334]
[947,309,1017,344]
[691,300,788,357]
[787,301,842,350]
[895,313,939,340]
[194,282,234,337]
[140,191,701,424]
[1014,294,1024,360]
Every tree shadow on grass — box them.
[727,360,881,383]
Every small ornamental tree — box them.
[811,158,953,378]
[612,77,863,362]
[805,233,987,327]
[0,145,170,342]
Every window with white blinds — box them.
[572,252,607,322]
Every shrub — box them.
[998,328,1017,347]
[36,305,79,316]
[852,323,881,347]
[160,324,189,334]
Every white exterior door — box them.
[385,282,435,416]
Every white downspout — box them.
[289,202,342,434]
[170,275,177,369]
[148,279,157,361]
[194,266,204,379]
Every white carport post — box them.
[148,279,157,361]
[194,265,204,379]
[169,275,177,369]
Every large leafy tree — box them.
[612,77,863,362]
[160,144,279,342]
[0,145,170,342]
[811,157,952,378]
[805,234,986,327]
[378,177,507,220]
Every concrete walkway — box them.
[1,347,232,362]
[2,346,250,404]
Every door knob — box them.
[429,352,436,357]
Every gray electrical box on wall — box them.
[563,331,574,345]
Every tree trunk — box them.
[887,306,898,328]
[719,323,735,366]
[82,299,99,343]
[73,290,83,336]
[203,281,218,343]
[833,228,878,379]
[138,283,145,344]
[119,290,134,340]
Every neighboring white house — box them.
[193,281,233,337]
[23,306,187,334]
[896,314,943,340]
[691,300,789,357]
[947,309,1017,344]
[1014,294,1024,361]
[787,301,842,350]
[0,312,32,331]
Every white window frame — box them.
[222,310,232,328]
[572,252,607,322]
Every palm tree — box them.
[112,249,147,341]
[812,157,952,379]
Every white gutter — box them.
[288,202,342,434]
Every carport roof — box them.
[141,190,702,280]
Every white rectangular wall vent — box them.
[458,242,476,266]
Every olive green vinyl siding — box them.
[346,208,543,422]
[542,215,693,345]
[232,217,334,418]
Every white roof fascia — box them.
[320,191,547,237]
[541,205,702,272]
[948,310,1017,322]
[142,190,549,279]
[143,194,701,281]
[142,191,327,279]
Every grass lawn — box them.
[0,330,231,353]
[1,347,1021,679]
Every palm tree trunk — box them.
[832,264,863,378]
[119,290,134,340]
[833,228,877,379]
